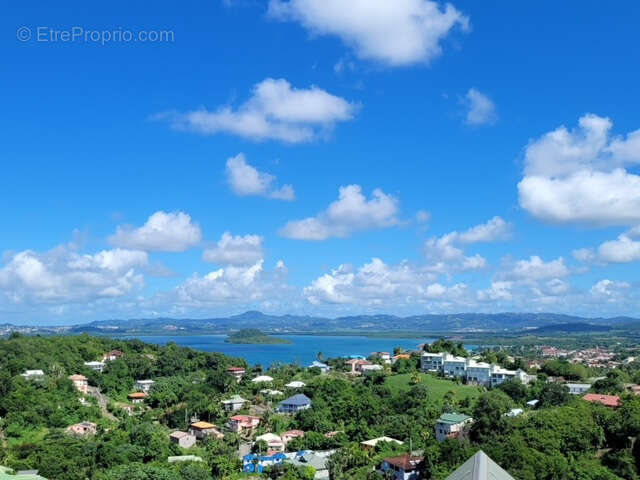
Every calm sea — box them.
[124,334,442,366]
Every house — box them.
[255,433,285,452]
[281,430,305,445]
[629,385,640,396]
[114,402,136,415]
[309,361,331,374]
[252,375,274,383]
[490,365,516,387]
[371,352,392,364]
[286,380,306,389]
[566,383,591,395]
[279,394,312,414]
[443,354,467,378]
[361,364,384,374]
[227,367,246,383]
[505,408,523,417]
[515,369,537,385]
[380,454,424,480]
[168,455,202,463]
[583,393,621,408]
[435,413,473,442]
[445,450,516,480]
[134,379,155,393]
[243,452,287,473]
[285,451,333,479]
[345,359,372,374]
[392,354,412,363]
[227,415,261,434]
[21,370,45,380]
[188,421,224,440]
[360,436,403,452]
[465,360,491,385]
[128,392,148,404]
[68,374,88,394]
[261,389,284,396]
[84,361,106,373]
[222,394,248,412]
[103,350,124,362]
[66,421,97,437]
[170,431,197,449]
[421,352,444,372]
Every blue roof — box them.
[280,393,312,406]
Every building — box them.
[445,450,515,480]
[189,421,224,440]
[84,361,106,373]
[309,361,331,374]
[134,379,155,393]
[261,389,284,396]
[515,369,537,385]
[227,415,261,434]
[435,413,473,442]
[279,394,312,414]
[227,367,246,383]
[285,451,333,480]
[255,433,285,452]
[103,350,124,362]
[222,394,247,412]
[128,392,148,404]
[243,452,287,473]
[286,380,306,389]
[360,436,403,452]
[170,431,197,449]
[281,430,305,445]
[252,375,274,383]
[21,370,45,380]
[392,354,412,363]
[371,352,392,364]
[421,352,445,372]
[490,366,517,387]
[582,393,621,408]
[465,360,491,385]
[68,374,88,394]
[361,364,384,374]
[114,402,136,415]
[168,455,202,464]
[443,354,467,378]
[566,383,591,395]
[345,359,372,374]
[0,467,48,480]
[380,454,424,480]
[66,421,97,437]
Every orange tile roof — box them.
[583,393,621,407]
[190,421,217,429]
[128,392,148,399]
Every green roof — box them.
[438,413,472,425]
[445,451,515,480]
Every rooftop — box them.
[384,454,424,471]
[361,436,403,447]
[190,421,217,429]
[280,394,312,406]
[438,413,472,425]
[445,450,515,480]
[583,393,621,407]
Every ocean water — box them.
[124,334,439,366]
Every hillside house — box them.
[227,415,261,434]
[371,352,392,364]
[189,421,224,440]
[285,380,306,389]
[279,394,312,414]
[243,452,287,473]
[421,352,445,372]
[443,354,467,378]
[169,431,197,449]
[285,451,333,480]
[445,450,516,480]
[227,367,246,382]
[360,436,403,452]
[103,350,124,362]
[252,375,274,383]
[309,361,331,374]
[21,370,45,380]
[281,429,305,445]
[68,374,88,394]
[465,360,491,385]
[255,433,285,453]
[380,454,424,480]
[346,359,373,374]
[66,421,97,437]
[222,394,248,412]
[128,392,148,404]
[435,413,473,442]
[566,383,591,395]
[583,393,621,408]
[134,379,155,393]
[490,366,517,387]
[84,361,106,373]
[361,364,384,374]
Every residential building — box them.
[381,454,424,480]
[392,354,411,363]
[345,359,372,374]
[582,393,621,408]
[227,367,246,383]
[84,361,106,373]
[128,392,148,404]
[103,350,124,362]
[134,379,155,393]
[465,360,491,385]
[360,437,403,452]
[168,455,202,463]
[505,408,523,417]
[281,430,304,445]
[361,364,384,374]
[445,450,515,480]
[255,433,285,452]
[279,394,312,414]
[421,352,445,372]
[285,381,306,389]
[21,370,45,380]
[566,383,591,395]
[222,394,247,412]
[0,467,48,480]
[114,402,135,415]
[435,413,473,442]
[261,389,283,396]
[243,453,287,473]
[309,361,331,374]
[189,421,224,440]
[371,352,392,364]
[285,451,333,480]
[66,421,97,437]
[68,374,88,394]
[227,415,261,434]
[252,375,274,383]
[490,366,516,387]
[443,354,467,378]
[515,369,537,385]
[170,431,197,449]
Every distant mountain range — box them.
[1,311,638,337]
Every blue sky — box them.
[2,1,640,324]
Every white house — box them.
[380,454,423,480]
[68,374,89,394]
[252,375,274,383]
[169,431,196,449]
[360,436,403,451]
[84,361,106,373]
[360,364,384,374]
[21,370,45,380]
[285,381,306,389]
[515,369,537,385]
[490,366,516,387]
[566,383,591,395]
[221,394,247,412]
[134,379,155,393]
[421,352,444,372]
[309,361,331,374]
[255,433,285,452]
[465,360,491,385]
[443,354,467,378]
[435,413,473,442]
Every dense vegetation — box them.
[225,329,291,344]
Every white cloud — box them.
[226,153,295,201]
[0,246,147,304]
[280,184,400,240]
[203,232,264,266]
[597,235,640,263]
[160,78,357,143]
[518,114,640,226]
[503,255,570,281]
[268,0,469,67]
[457,216,510,243]
[590,279,631,302]
[463,88,497,126]
[109,211,202,252]
[416,210,431,223]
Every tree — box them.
[470,391,513,443]
[538,382,570,408]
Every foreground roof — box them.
[445,450,515,480]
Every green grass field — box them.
[385,372,483,403]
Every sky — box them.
[2,1,640,324]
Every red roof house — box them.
[583,393,621,408]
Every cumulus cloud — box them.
[503,255,570,281]
[226,153,295,201]
[463,88,497,126]
[597,235,640,263]
[159,78,357,143]
[590,279,631,302]
[203,232,264,266]
[0,246,147,304]
[268,0,469,67]
[280,185,400,240]
[109,211,202,252]
[518,114,640,226]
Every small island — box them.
[225,328,291,344]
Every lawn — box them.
[385,372,483,403]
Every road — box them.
[87,386,118,422]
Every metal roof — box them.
[445,451,515,480]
